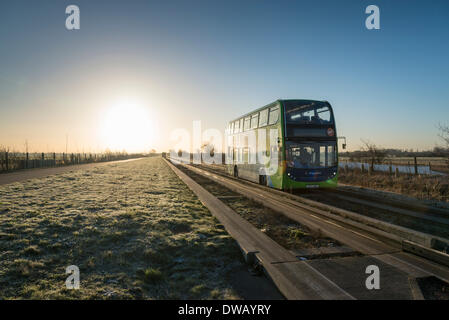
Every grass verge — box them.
[0,157,244,299]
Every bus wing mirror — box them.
[338,136,347,150]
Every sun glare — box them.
[99,99,156,152]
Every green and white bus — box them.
[225,99,338,190]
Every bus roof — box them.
[228,99,330,124]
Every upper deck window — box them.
[234,120,240,133]
[285,101,334,125]
[251,114,259,129]
[244,117,251,131]
[259,109,268,127]
[268,106,280,125]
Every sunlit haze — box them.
[99,98,158,153]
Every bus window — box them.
[286,141,336,168]
[239,118,244,132]
[285,103,333,125]
[259,109,268,127]
[234,120,240,133]
[268,106,279,125]
[244,117,251,131]
[251,114,259,129]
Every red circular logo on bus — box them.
[327,128,334,136]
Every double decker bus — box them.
[225,99,338,190]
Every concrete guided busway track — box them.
[164,158,355,300]
[166,160,449,299]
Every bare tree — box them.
[0,145,7,171]
[201,142,215,158]
[361,140,387,165]
[438,123,449,168]
[438,123,449,147]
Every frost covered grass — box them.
[339,169,449,203]
[0,157,243,299]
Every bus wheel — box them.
[233,166,238,178]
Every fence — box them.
[340,156,447,176]
[0,152,145,173]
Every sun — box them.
[99,99,156,152]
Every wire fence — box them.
[339,156,448,176]
[0,151,145,173]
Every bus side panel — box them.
[265,121,284,190]
[283,174,338,189]
[225,101,285,189]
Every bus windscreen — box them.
[286,141,337,169]
[285,102,334,125]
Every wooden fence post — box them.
[414,157,418,175]
[41,152,44,168]
[53,152,56,166]
[26,152,29,169]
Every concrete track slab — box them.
[164,159,354,299]
[376,252,449,282]
[171,162,449,299]
[307,256,413,299]
[186,164,398,255]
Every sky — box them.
[0,0,448,153]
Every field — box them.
[0,157,252,299]
[340,156,449,174]
[339,168,449,203]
